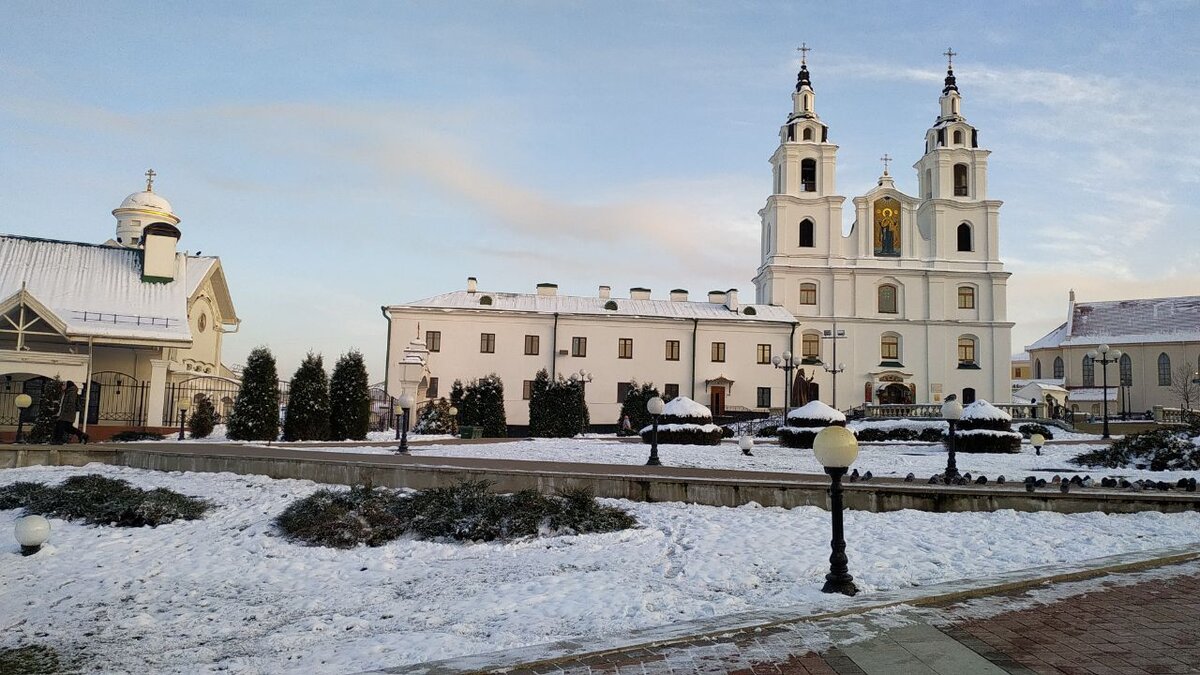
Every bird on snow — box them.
[1187,478,1198,493]
[1024,476,1036,485]
[1035,479,1048,488]
[862,471,873,482]
[1060,481,1070,494]
[1070,475,1083,486]
[849,469,861,482]
[905,473,915,483]
[955,476,969,486]
[928,475,941,484]
[1119,479,1132,489]
[963,472,972,482]
[976,476,988,485]
[1052,475,1062,484]
[996,475,1006,485]
[1081,477,1094,488]
[1177,478,1190,489]
[1025,482,1036,493]
[1130,481,1144,492]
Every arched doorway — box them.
[879,383,914,404]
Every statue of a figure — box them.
[792,368,816,407]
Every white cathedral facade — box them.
[384,56,1012,427]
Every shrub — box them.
[329,350,371,441]
[451,374,508,437]
[107,430,165,442]
[951,400,1022,453]
[1018,423,1055,440]
[755,425,779,437]
[638,397,723,445]
[778,401,846,449]
[227,346,280,441]
[1072,429,1200,471]
[0,645,72,674]
[413,397,458,435]
[27,377,63,444]
[918,427,947,442]
[0,474,210,527]
[188,394,217,439]
[275,480,637,548]
[529,369,589,437]
[617,381,659,436]
[283,352,331,441]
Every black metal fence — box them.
[163,376,291,427]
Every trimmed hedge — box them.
[779,419,847,449]
[640,424,725,446]
[108,431,166,442]
[0,474,210,527]
[1018,423,1055,440]
[1072,429,1200,471]
[953,428,1022,453]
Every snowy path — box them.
[3,464,1200,673]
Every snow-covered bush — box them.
[413,397,457,435]
[528,369,589,437]
[1072,428,1200,471]
[450,374,508,437]
[639,397,723,446]
[283,353,331,442]
[187,394,217,439]
[850,419,947,443]
[1017,423,1055,440]
[953,400,1022,453]
[0,474,210,527]
[778,401,847,449]
[617,380,659,436]
[329,350,371,441]
[227,346,280,441]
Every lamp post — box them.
[1087,344,1122,439]
[813,425,859,596]
[738,434,754,456]
[1031,432,1045,456]
[646,395,664,466]
[393,396,401,440]
[396,392,414,455]
[14,515,51,556]
[941,396,963,480]
[177,398,191,441]
[821,321,848,410]
[13,393,32,444]
[771,351,802,419]
[448,405,459,435]
[569,369,593,434]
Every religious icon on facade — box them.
[873,197,901,257]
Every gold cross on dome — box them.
[797,43,811,65]
[943,47,957,69]
[880,153,892,175]
[145,168,157,192]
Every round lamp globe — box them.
[813,426,859,469]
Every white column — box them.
[146,359,170,427]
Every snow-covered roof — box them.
[663,396,712,419]
[186,256,217,296]
[1011,352,1030,362]
[1067,387,1118,402]
[1029,296,1200,350]
[961,399,1011,421]
[394,290,797,323]
[1027,322,1068,351]
[787,400,846,422]
[117,190,174,215]
[0,235,192,342]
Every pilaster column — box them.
[146,359,170,427]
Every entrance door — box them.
[880,383,913,405]
[710,386,726,416]
[962,387,976,405]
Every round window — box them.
[198,314,207,332]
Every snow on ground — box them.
[127,424,455,444]
[2,463,1199,674]
[289,437,1199,483]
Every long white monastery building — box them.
[384,56,1013,427]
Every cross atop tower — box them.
[797,43,811,66]
[880,153,892,176]
[943,47,957,70]
[144,168,157,192]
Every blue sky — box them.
[3,1,1198,381]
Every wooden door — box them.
[710,386,726,416]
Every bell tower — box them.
[914,49,990,204]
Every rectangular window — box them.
[757,387,772,409]
[524,334,539,356]
[480,333,495,354]
[572,336,587,357]
[802,333,820,361]
[958,287,976,309]
[617,381,633,403]
[665,339,680,361]
[523,380,533,400]
[757,344,772,364]
[426,330,441,352]
[711,342,726,363]
[958,339,976,365]
[799,283,817,305]
[881,336,900,360]
[618,338,634,359]
[664,383,679,400]
[427,377,439,398]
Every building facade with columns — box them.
[383,56,1013,427]
[0,174,240,440]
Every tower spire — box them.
[795,43,812,91]
[942,47,959,94]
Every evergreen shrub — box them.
[187,394,217,439]
[1017,423,1055,440]
[329,350,371,441]
[638,397,723,446]
[283,353,331,441]
[778,401,846,449]
[450,374,508,437]
[413,397,458,434]
[617,381,659,436]
[227,346,281,441]
[529,369,589,437]
[27,377,63,444]
[108,430,165,442]
[952,400,1022,453]
[1072,428,1200,471]
[0,474,210,526]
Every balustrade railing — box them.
[861,403,1042,420]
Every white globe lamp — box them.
[14,515,51,556]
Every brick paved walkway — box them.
[510,561,1200,674]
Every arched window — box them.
[1082,355,1095,387]
[798,282,817,305]
[962,387,976,404]
[878,284,898,314]
[799,219,815,247]
[1035,359,1042,379]
[957,286,976,309]
[957,223,973,251]
[1159,353,1172,385]
[880,334,900,361]
[800,158,817,192]
[957,336,977,366]
[1053,356,1064,379]
[953,163,969,196]
[802,127,813,141]
[801,332,820,362]
[1119,353,1132,386]
[953,129,964,145]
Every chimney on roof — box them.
[707,290,727,304]
[630,287,651,300]
[598,285,611,299]
[467,277,477,293]
[1069,289,1075,302]
[670,288,688,302]
[537,282,558,297]
[725,288,739,312]
[141,222,182,283]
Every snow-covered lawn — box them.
[286,437,1200,484]
[3,464,1199,673]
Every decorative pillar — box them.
[146,359,170,427]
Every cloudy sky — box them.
[2,1,1198,381]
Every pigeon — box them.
[1060,481,1070,494]
[963,473,972,482]
[997,475,1006,485]
[905,473,915,483]
[1187,478,1197,493]
[1070,475,1083,486]
[1025,482,1036,493]
[1130,481,1144,492]
[1157,481,1171,491]
[928,475,941,484]
[1052,475,1062,484]
[862,471,873,482]
[1081,477,1094,488]
[849,469,861,482]
[975,476,988,485]
[955,476,969,486]
[1119,479,1132,489]
[1100,477,1115,488]
[1177,478,1190,489]
[1036,479,1047,488]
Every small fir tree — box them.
[188,394,217,439]
[28,377,64,443]
[449,379,467,426]
[527,369,553,436]
[528,371,588,437]
[413,397,458,434]
[227,346,281,441]
[329,350,371,441]
[474,373,508,437]
[283,352,331,441]
[618,381,659,436]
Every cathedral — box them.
[384,52,1012,427]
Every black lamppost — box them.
[771,351,801,419]
[13,393,32,444]
[393,396,401,440]
[645,395,664,466]
[813,425,860,596]
[1088,344,1122,440]
[569,369,593,434]
[821,321,847,410]
[941,395,962,480]
[396,392,414,455]
[177,398,191,441]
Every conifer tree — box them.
[449,379,467,426]
[227,346,281,441]
[188,393,217,439]
[618,381,659,435]
[328,349,370,441]
[474,373,508,437]
[28,377,63,443]
[413,397,457,434]
[283,352,331,441]
[527,369,553,436]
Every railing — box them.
[862,403,1042,420]
[1158,407,1199,425]
[72,311,177,328]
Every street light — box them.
[13,393,32,444]
[177,397,191,441]
[14,515,51,556]
[646,395,665,466]
[813,425,859,596]
[570,369,593,434]
[1030,433,1046,456]
[738,434,754,456]
[772,351,802,419]
[448,405,459,434]
[821,321,848,410]
[941,396,963,480]
[396,392,414,455]
[1087,344,1122,439]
